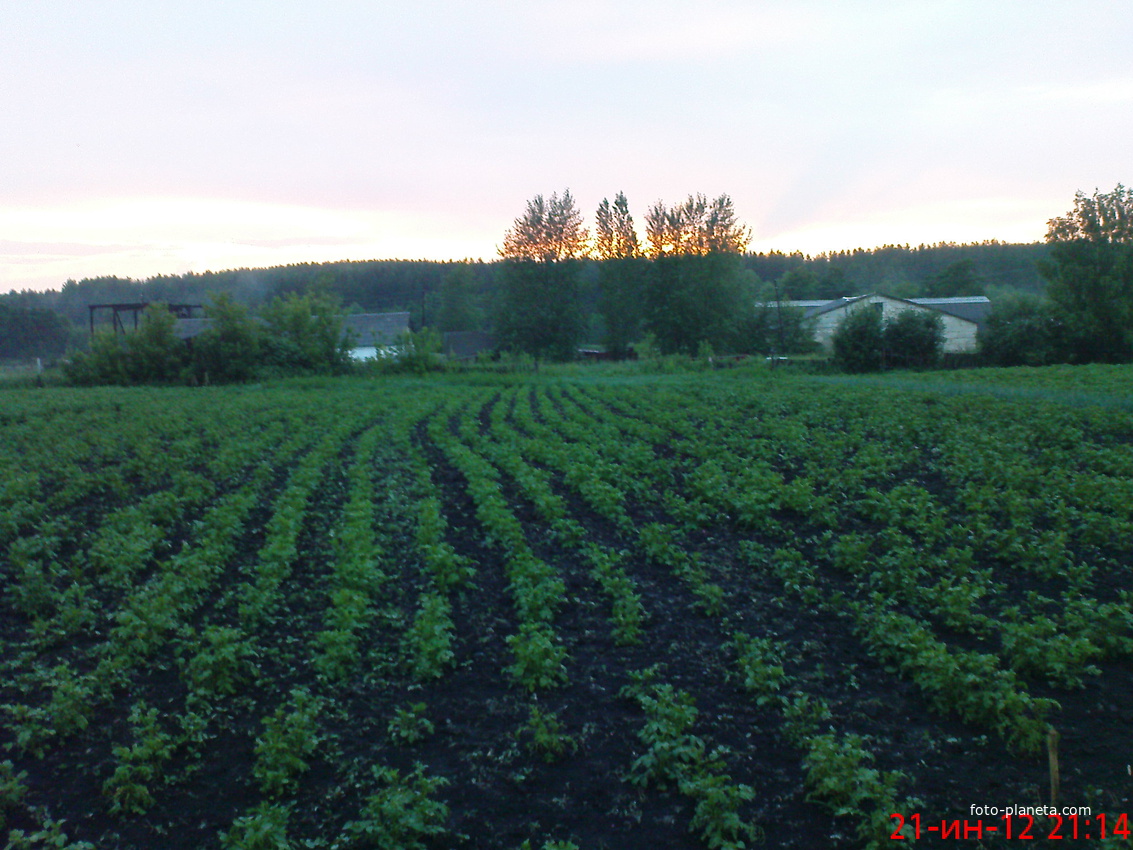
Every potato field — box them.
[1,365,1132,849]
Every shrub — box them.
[832,305,884,372]
[978,294,1066,366]
[832,304,945,372]
[65,304,187,385]
[883,309,944,369]
[193,293,263,383]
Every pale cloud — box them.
[1028,78,1133,106]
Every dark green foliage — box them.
[1041,239,1133,363]
[882,309,944,369]
[261,290,353,375]
[393,327,443,375]
[747,242,1049,297]
[978,294,1066,366]
[64,304,188,385]
[775,264,850,301]
[832,306,884,373]
[64,290,352,385]
[925,259,984,297]
[193,294,262,383]
[121,305,187,382]
[641,254,751,355]
[495,260,586,361]
[1041,184,1133,363]
[435,263,482,333]
[597,258,648,357]
[745,302,816,355]
[832,305,943,372]
[63,329,130,385]
[0,304,72,359]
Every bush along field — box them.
[1,365,1132,849]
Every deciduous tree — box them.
[594,192,640,261]
[594,192,645,357]
[643,194,750,258]
[496,190,588,360]
[640,194,753,354]
[500,190,589,262]
[1042,184,1133,362]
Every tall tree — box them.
[640,193,754,354]
[1041,184,1133,362]
[436,262,482,332]
[594,192,645,357]
[644,194,750,257]
[593,192,639,260]
[500,190,589,261]
[496,190,588,360]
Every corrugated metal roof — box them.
[776,294,992,323]
[344,313,410,347]
[908,296,991,323]
[805,295,869,318]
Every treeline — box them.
[1,242,1049,361]
[0,303,74,359]
[1,260,498,334]
[747,241,1049,300]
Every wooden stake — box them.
[1047,727,1060,808]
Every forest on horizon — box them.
[1,240,1049,360]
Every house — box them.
[779,294,991,353]
[343,312,410,360]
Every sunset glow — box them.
[2,1,1130,291]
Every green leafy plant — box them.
[388,703,435,745]
[802,733,911,849]
[520,705,576,763]
[732,633,788,707]
[341,764,449,850]
[681,772,762,850]
[403,593,456,680]
[253,688,322,797]
[219,802,292,850]
[183,625,257,696]
[102,702,177,816]
[506,623,569,691]
[5,816,96,850]
[0,759,28,831]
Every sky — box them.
[2,1,1132,292]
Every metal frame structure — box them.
[88,303,202,336]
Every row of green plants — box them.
[522,378,1126,793]
[425,405,572,692]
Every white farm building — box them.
[783,294,991,354]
